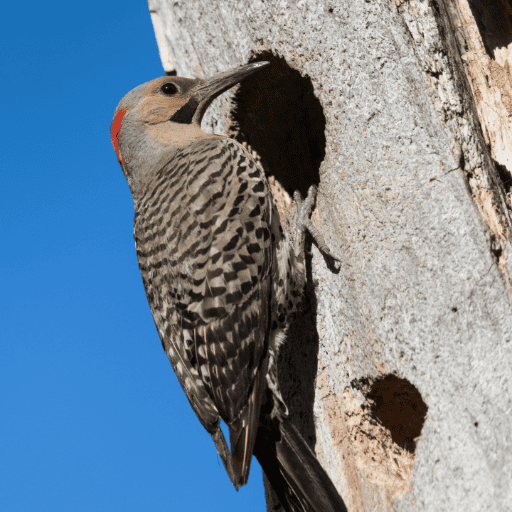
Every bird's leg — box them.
[293,186,339,261]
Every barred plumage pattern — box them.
[134,136,304,486]
[113,63,346,511]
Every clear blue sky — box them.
[1,2,265,510]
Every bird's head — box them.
[111,61,270,200]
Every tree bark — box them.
[148,0,512,510]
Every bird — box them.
[111,61,346,512]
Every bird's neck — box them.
[119,122,214,203]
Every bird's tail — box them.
[254,413,347,512]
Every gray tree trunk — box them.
[148,0,512,510]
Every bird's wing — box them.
[134,137,273,486]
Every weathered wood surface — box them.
[148,0,512,510]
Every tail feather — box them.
[228,364,265,487]
[228,277,271,488]
[254,414,347,512]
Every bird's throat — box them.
[121,122,214,203]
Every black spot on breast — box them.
[247,243,261,254]
[232,261,247,272]
[223,234,240,251]
[210,286,227,297]
[240,254,255,265]
[224,271,238,282]
[241,281,252,294]
[188,290,203,302]
[234,195,245,207]
[213,219,229,235]
[207,268,223,279]
[249,204,261,217]
[226,291,243,303]
[223,253,235,263]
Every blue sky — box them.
[1,2,265,510]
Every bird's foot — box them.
[293,186,340,261]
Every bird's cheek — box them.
[145,107,173,124]
[139,96,186,124]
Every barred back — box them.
[134,137,275,483]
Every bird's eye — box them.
[161,83,178,95]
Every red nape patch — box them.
[110,106,129,165]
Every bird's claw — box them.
[294,186,340,261]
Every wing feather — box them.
[134,137,273,485]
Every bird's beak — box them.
[191,61,270,124]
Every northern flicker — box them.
[111,61,346,512]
